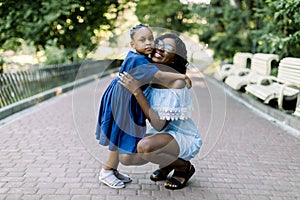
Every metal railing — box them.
[0,59,122,108]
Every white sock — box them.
[100,168,118,182]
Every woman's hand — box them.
[185,75,192,89]
[118,72,142,95]
[119,72,168,131]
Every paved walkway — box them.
[0,68,299,200]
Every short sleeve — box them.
[128,63,158,84]
[119,52,158,84]
[147,87,193,120]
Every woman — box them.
[119,33,202,190]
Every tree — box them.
[253,0,300,58]
[196,0,300,60]
[135,0,199,33]
[0,0,124,62]
[196,0,253,60]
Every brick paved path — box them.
[0,69,299,200]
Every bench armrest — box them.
[253,75,285,85]
[220,63,233,71]
[231,68,250,76]
[278,83,300,109]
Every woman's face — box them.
[151,38,176,65]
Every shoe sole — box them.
[99,176,125,189]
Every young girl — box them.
[96,24,189,189]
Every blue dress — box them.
[145,86,202,161]
[96,51,158,154]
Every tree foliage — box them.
[0,0,124,62]
[195,0,300,60]
[253,0,300,58]
[196,0,254,60]
[1,0,299,64]
[135,0,199,33]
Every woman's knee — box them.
[137,138,155,153]
[138,134,176,154]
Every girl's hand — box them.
[118,72,142,94]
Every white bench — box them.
[293,95,300,117]
[225,53,279,91]
[245,57,300,111]
[214,52,253,81]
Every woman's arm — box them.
[118,72,169,131]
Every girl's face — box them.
[151,38,176,65]
[130,27,154,55]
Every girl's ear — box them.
[130,41,135,48]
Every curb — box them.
[0,68,118,120]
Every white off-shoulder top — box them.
[146,86,193,121]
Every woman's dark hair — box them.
[155,33,188,74]
[130,24,151,40]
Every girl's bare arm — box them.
[153,70,191,88]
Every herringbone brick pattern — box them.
[0,71,299,200]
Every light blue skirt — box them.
[147,118,202,161]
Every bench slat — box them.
[225,53,279,91]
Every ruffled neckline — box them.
[147,87,193,120]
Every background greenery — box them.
[0,0,124,64]
[0,0,299,65]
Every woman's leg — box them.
[118,153,148,166]
[137,133,180,167]
[164,158,195,190]
[137,133,195,188]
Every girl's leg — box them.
[103,150,119,170]
[99,151,132,188]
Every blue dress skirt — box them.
[96,51,158,154]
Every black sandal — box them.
[150,165,173,182]
[164,161,195,190]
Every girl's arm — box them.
[153,70,192,88]
[118,72,169,131]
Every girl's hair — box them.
[130,24,151,40]
[155,33,188,74]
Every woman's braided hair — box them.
[155,33,188,74]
